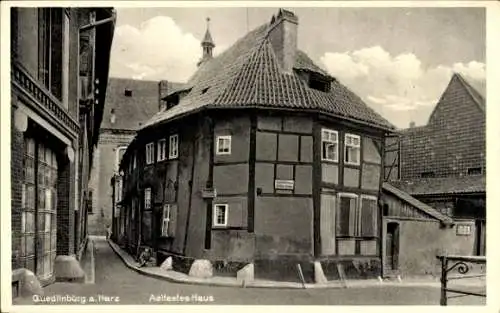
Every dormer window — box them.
[201,87,210,94]
[124,89,132,97]
[309,75,331,92]
[421,171,435,178]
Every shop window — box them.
[344,133,361,165]
[321,129,338,162]
[216,135,231,155]
[213,204,228,227]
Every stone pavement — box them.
[8,237,486,306]
[108,239,486,290]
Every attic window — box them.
[421,171,435,178]
[309,75,331,92]
[124,89,132,97]
[167,94,180,109]
[201,87,210,94]
[467,167,482,176]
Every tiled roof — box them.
[389,176,486,196]
[141,21,394,131]
[382,182,454,225]
[102,77,184,130]
[456,73,485,112]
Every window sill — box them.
[321,159,339,164]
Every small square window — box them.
[213,204,228,227]
[157,139,167,161]
[456,224,472,236]
[321,129,338,162]
[216,136,232,155]
[345,133,360,165]
[169,135,179,159]
[145,143,154,165]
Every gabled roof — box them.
[102,77,184,131]
[382,182,454,225]
[141,20,394,131]
[456,73,485,112]
[389,176,486,197]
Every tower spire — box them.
[199,17,215,66]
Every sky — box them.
[109,6,486,129]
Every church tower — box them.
[198,17,215,66]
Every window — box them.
[321,129,338,162]
[421,171,435,178]
[116,147,127,172]
[161,204,172,237]
[144,188,151,210]
[145,143,154,165]
[456,224,472,236]
[133,152,137,169]
[115,178,122,203]
[216,136,231,155]
[213,204,228,227]
[161,204,177,237]
[336,194,378,237]
[336,194,357,236]
[309,76,331,92]
[88,190,93,214]
[38,8,64,101]
[157,139,167,161]
[344,134,360,165]
[467,167,482,176]
[169,134,179,159]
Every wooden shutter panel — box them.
[361,198,377,237]
[337,196,356,236]
[167,204,177,237]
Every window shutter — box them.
[360,198,377,237]
[167,204,177,237]
[337,196,356,236]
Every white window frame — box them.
[213,204,229,227]
[169,134,179,159]
[337,193,359,236]
[116,146,127,172]
[216,135,232,155]
[157,139,167,161]
[144,188,152,210]
[344,133,361,166]
[321,128,339,162]
[161,204,172,237]
[145,142,154,165]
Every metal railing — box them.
[437,255,486,305]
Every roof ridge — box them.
[454,73,485,112]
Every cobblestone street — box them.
[12,237,485,306]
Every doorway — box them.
[385,222,399,274]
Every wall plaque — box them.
[275,180,294,190]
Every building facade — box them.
[116,10,396,282]
[88,78,183,236]
[384,73,486,257]
[10,7,115,291]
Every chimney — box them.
[158,80,169,111]
[409,121,416,128]
[267,9,298,74]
